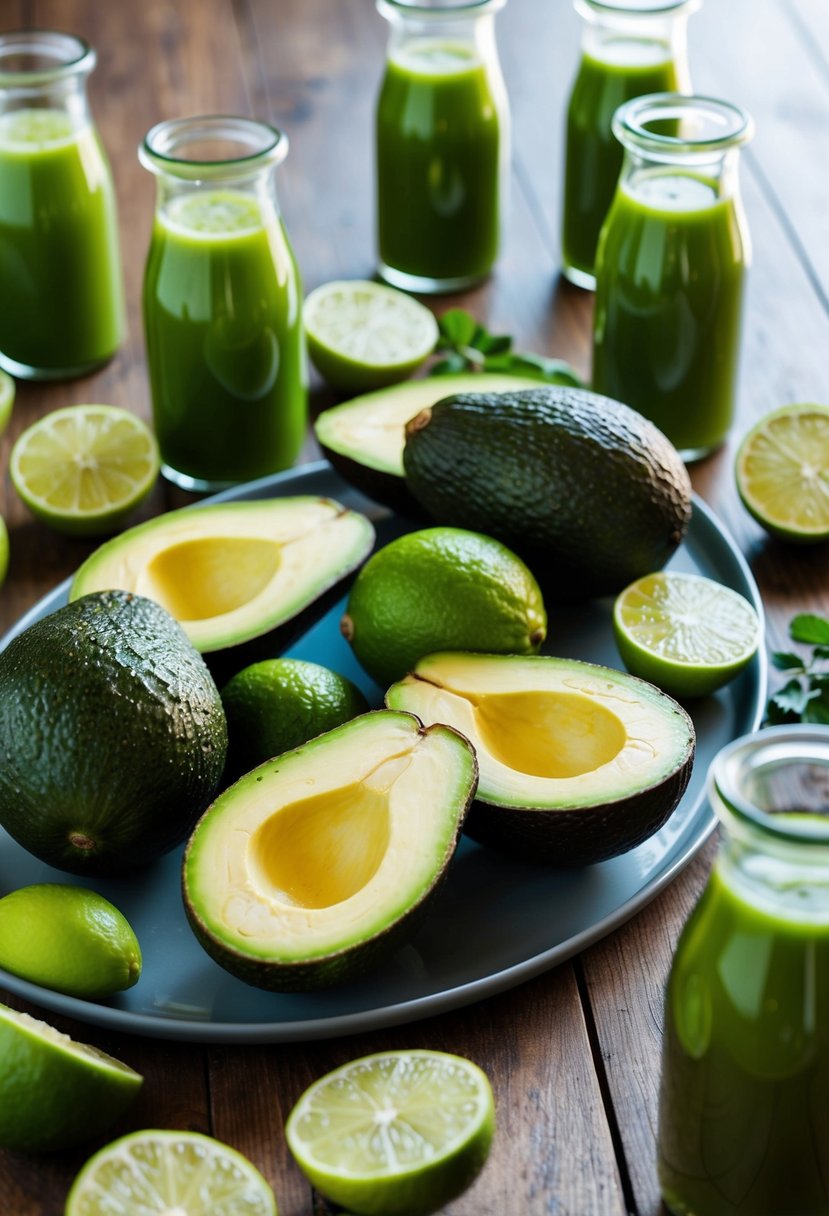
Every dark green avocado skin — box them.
[0,590,228,875]
[403,387,693,599]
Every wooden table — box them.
[1,1,827,1212]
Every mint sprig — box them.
[429,308,584,387]
[765,613,829,725]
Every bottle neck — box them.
[579,6,692,75]
[381,5,501,70]
[0,31,94,125]
[718,822,829,926]
[619,144,740,205]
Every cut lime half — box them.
[736,403,829,543]
[10,404,159,537]
[613,572,762,699]
[286,1049,495,1216]
[0,368,14,434]
[304,280,439,393]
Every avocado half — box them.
[182,711,478,990]
[386,652,695,866]
[69,497,374,661]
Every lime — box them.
[286,1049,495,1216]
[342,527,547,688]
[735,403,829,542]
[0,883,141,998]
[0,368,14,434]
[222,657,369,779]
[613,571,762,698]
[65,1129,278,1216]
[0,514,8,587]
[10,404,159,537]
[0,1002,142,1152]
[304,280,439,393]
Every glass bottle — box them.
[659,725,829,1216]
[561,0,697,291]
[139,116,307,492]
[375,0,510,294]
[0,30,124,379]
[592,93,753,461]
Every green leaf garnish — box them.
[765,612,829,725]
[429,308,584,386]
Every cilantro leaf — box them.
[789,614,829,645]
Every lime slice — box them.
[10,404,159,537]
[65,1129,278,1216]
[286,1049,495,1216]
[0,1002,142,1152]
[613,572,762,698]
[304,280,439,393]
[0,368,14,434]
[735,403,829,542]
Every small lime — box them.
[0,368,14,434]
[613,571,762,698]
[0,1002,142,1152]
[0,883,141,998]
[65,1129,278,1216]
[286,1049,495,1216]
[304,280,439,393]
[735,403,829,543]
[221,658,369,778]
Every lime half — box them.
[304,280,439,393]
[65,1129,278,1216]
[286,1049,495,1216]
[0,368,14,434]
[613,572,762,698]
[10,404,159,537]
[736,403,829,543]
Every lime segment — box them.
[304,280,439,393]
[286,1049,495,1216]
[735,403,829,542]
[613,572,762,698]
[10,404,159,537]
[0,368,14,434]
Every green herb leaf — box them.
[769,679,821,717]
[765,611,829,726]
[789,614,829,645]
[428,308,583,386]
[437,309,478,348]
[803,691,829,725]
[771,651,807,672]
[429,353,469,376]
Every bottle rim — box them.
[139,115,287,182]
[376,0,506,22]
[613,92,754,158]
[0,29,95,86]
[574,0,698,19]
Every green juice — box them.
[142,190,307,488]
[592,171,748,457]
[562,39,682,286]
[0,108,124,377]
[659,863,829,1215]
[376,40,502,286]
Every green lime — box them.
[304,280,439,393]
[221,658,369,779]
[613,571,762,698]
[0,883,141,998]
[10,403,159,537]
[735,403,829,543]
[342,527,547,688]
[0,368,14,434]
[65,1129,278,1216]
[0,514,8,587]
[0,1002,142,1152]
[286,1049,495,1216]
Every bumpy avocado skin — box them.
[0,590,228,875]
[403,387,693,599]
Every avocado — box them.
[182,710,478,990]
[386,652,695,866]
[0,591,227,875]
[314,373,533,515]
[402,386,693,599]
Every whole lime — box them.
[342,527,547,688]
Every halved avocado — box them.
[314,373,533,515]
[386,652,695,866]
[182,710,478,990]
[69,497,374,662]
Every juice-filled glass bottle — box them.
[0,30,124,379]
[659,726,829,1216]
[592,93,753,460]
[140,117,307,491]
[375,0,510,294]
[561,0,697,291]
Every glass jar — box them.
[139,116,307,491]
[592,93,753,461]
[0,30,124,379]
[561,0,697,291]
[659,725,829,1216]
[375,0,510,294]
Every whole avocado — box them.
[0,590,227,876]
[403,386,693,599]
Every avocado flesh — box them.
[69,496,374,654]
[386,652,695,865]
[182,711,478,989]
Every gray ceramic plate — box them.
[0,461,766,1042]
